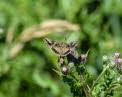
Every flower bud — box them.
[78,54,87,64]
[61,66,70,75]
[80,54,87,61]
[113,53,120,58]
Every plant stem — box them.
[70,73,79,82]
[90,65,110,92]
[80,75,92,97]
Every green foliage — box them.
[0,0,122,97]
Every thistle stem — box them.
[90,65,110,92]
[80,75,92,97]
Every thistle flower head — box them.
[104,53,122,72]
[61,66,70,75]
[112,52,120,58]
[115,58,122,72]
[78,54,87,64]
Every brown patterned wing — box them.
[61,47,71,56]
[51,46,62,55]
[52,45,70,56]
[44,38,76,56]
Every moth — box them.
[44,38,78,56]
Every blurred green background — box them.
[0,0,122,97]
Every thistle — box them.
[44,38,122,97]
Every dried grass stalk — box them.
[8,20,80,58]
[6,27,15,44]
[19,20,80,42]
[40,20,80,31]
[8,43,24,58]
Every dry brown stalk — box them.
[8,43,24,58]
[6,27,15,44]
[8,20,80,58]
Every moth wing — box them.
[52,46,70,56]
[44,38,55,47]
[69,41,78,48]
[52,46,62,55]
[62,47,70,56]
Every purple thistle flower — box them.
[113,53,120,58]
[115,58,122,72]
